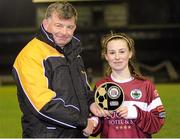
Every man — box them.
[12,2,106,138]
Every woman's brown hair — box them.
[101,32,146,80]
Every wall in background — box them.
[0,0,180,82]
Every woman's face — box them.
[105,39,132,73]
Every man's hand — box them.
[83,118,97,137]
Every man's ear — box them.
[74,24,77,31]
[42,19,48,30]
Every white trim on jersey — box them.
[147,97,163,112]
[122,97,163,112]
[122,101,147,111]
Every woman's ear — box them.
[129,51,133,59]
[105,54,108,61]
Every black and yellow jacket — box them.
[12,25,94,138]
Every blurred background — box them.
[0,0,180,84]
[0,0,180,138]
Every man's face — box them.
[43,12,76,47]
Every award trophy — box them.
[94,82,124,111]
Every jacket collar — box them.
[36,24,55,47]
[36,24,82,59]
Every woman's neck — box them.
[111,70,133,83]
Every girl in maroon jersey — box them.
[92,32,165,138]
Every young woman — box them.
[92,32,165,138]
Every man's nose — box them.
[61,27,68,35]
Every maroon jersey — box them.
[93,76,165,138]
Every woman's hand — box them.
[90,102,111,117]
[115,106,128,118]
[116,105,137,119]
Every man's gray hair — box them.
[45,2,77,22]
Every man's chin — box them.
[55,41,66,47]
[56,40,71,47]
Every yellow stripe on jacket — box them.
[13,38,64,111]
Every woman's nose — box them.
[115,53,120,59]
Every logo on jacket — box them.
[130,89,142,100]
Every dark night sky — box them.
[0,0,180,28]
[0,0,36,28]
[0,0,180,77]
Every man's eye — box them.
[56,25,62,28]
[67,26,74,29]
[55,24,63,28]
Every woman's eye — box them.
[109,51,115,54]
[119,50,125,53]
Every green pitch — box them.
[0,86,21,137]
[0,84,180,138]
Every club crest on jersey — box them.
[130,89,142,100]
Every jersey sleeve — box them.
[134,80,165,134]
[91,117,103,137]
